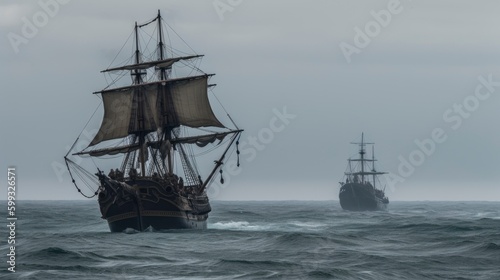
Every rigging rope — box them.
[209,88,238,129]
[65,102,102,158]
[164,21,197,55]
[106,29,135,70]
[140,24,158,55]
[65,158,98,198]
[205,135,239,190]
[102,69,130,92]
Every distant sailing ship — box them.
[339,133,389,211]
[65,11,243,232]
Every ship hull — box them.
[107,212,207,232]
[339,183,388,211]
[98,177,210,232]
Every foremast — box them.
[133,20,148,177]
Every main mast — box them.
[156,10,174,175]
[157,10,166,80]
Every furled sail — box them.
[74,143,141,157]
[173,132,230,147]
[89,74,223,147]
[148,130,242,149]
[79,130,241,157]
[100,55,203,73]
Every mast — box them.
[348,159,352,181]
[158,10,166,80]
[134,23,140,81]
[345,134,387,187]
[349,133,374,183]
[372,145,376,188]
[133,21,146,177]
[156,10,174,175]
[360,133,365,183]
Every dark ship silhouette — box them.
[65,11,242,232]
[339,133,389,211]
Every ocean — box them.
[0,201,499,279]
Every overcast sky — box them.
[1,0,500,201]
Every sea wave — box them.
[209,221,271,231]
[3,200,499,279]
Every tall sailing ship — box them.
[65,11,243,232]
[339,133,389,211]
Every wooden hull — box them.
[98,177,210,232]
[107,212,207,232]
[339,183,388,211]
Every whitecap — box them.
[288,221,325,228]
[209,221,269,231]
[123,228,140,234]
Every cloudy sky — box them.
[1,0,500,201]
